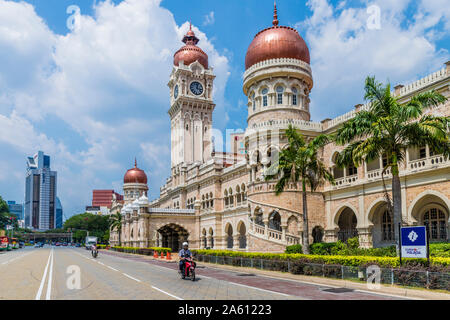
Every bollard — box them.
[161,251,164,259]
[166,251,171,260]
[154,250,158,258]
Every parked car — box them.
[55,242,60,246]
[19,242,24,248]
[75,243,81,248]
[63,242,68,246]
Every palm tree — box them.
[335,76,450,242]
[265,125,334,254]
[109,211,122,246]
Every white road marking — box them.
[122,273,141,282]
[1,250,35,265]
[354,289,421,300]
[98,262,105,266]
[45,249,54,300]
[107,266,118,272]
[151,286,183,300]
[35,249,53,300]
[122,259,291,297]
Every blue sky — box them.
[0,0,449,220]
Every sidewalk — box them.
[103,249,450,300]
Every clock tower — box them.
[168,24,216,183]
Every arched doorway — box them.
[369,201,395,247]
[225,224,233,249]
[157,224,189,252]
[209,228,214,248]
[312,226,324,243]
[202,228,207,248]
[254,207,264,227]
[238,221,246,249]
[287,215,299,235]
[269,211,282,231]
[337,207,358,242]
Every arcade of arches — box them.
[157,224,189,252]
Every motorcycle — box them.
[180,257,196,281]
[91,247,98,258]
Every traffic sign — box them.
[400,226,427,258]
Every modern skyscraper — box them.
[7,201,24,220]
[24,151,57,231]
[55,197,63,229]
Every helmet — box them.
[182,242,188,247]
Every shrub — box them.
[347,237,359,250]
[430,242,450,258]
[111,246,171,254]
[285,244,303,254]
[309,242,337,255]
[191,249,450,269]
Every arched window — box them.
[241,184,246,202]
[423,208,447,240]
[292,87,298,106]
[262,88,268,107]
[382,210,393,241]
[347,162,358,176]
[276,86,284,104]
[251,93,256,111]
[224,190,228,207]
[269,211,282,231]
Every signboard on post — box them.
[400,226,428,259]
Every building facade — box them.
[24,151,58,231]
[55,197,63,229]
[7,201,23,220]
[110,6,450,252]
[92,190,123,208]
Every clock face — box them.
[174,85,179,99]
[190,81,204,96]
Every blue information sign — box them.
[400,226,427,258]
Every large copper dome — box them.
[124,159,147,184]
[245,4,310,70]
[174,24,208,69]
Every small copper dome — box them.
[245,4,310,70]
[174,24,208,69]
[124,159,147,184]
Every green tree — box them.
[265,125,334,254]
[63,213,110,243]
[109,211,122,246]
[0,195,13,231]
[335,76,449,241]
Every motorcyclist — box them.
[91,243,98,257]
[179,242,193,276]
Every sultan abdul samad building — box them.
[110,5,450,252]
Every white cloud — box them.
[298,0,449,121]
[203,11,215,26]
[0,0,231,217]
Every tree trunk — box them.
[391,169,402,243]
[302,180,310,254]
[118,228,121,247]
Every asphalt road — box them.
[0,247,409,300]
